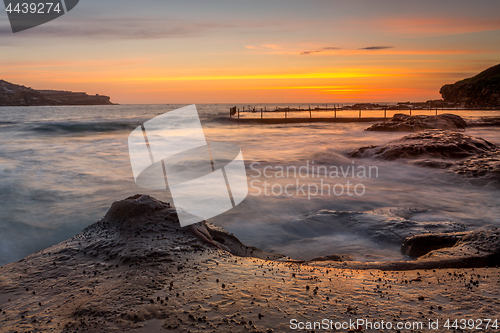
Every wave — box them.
[202,116,237,125]
[0,121,18,129]
[29,121,139,134]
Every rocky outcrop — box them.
[80,194,283,262]
[289,207,466,248]
[349,130,500,184]
[0,79,115,106]
[311,229,500,270]
[466,117,500,127]
[440,63,500,108]
[365,113,466,132]
[308,254,352,262]
[3,196,499,332]
[350,130,497,161]
[402,229,500,266]
[401,232,467,257]
[453,150,500,180]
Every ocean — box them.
[1,104,499,265]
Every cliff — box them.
[0,80,115,106]
[440,63,500,108]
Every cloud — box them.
[300,46,341,55]
[275,44,481,57]
[359,46,393,50]
[301,46,394,55]
[300,50,321,55]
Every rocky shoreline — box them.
[365,113,500,132]
[350,113,500,186]
[364,114,467,132]
[1,195,499,332]
[0,112,498,332]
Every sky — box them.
[1,0,500,104]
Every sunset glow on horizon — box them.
[1,0,499,104]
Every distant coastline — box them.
[0,79,116,106]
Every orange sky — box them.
[1,0,499,104]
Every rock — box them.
[308,254,353,262]
[350,130,497,161]
[312,229,500,270]
[453,150,500,181]
[457,229,500,254]
[396,229,500,267]
[440,63,500,108]
[78,194,283,263]
[349,130,500,184]
[0,194,286,332]
[466,117,500,127]
[1,195,499,333]
[0,79,115,106]
[193,222,283,260]
[401,232,467,257]
[416,229,500,266]
[365,114,467,132]
[289,207,466,246]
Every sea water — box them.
[0,104,499,265]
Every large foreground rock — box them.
[349,130,500,184]
[73,194,283,262]
[1,195,500,332]
[365,113,466,132]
